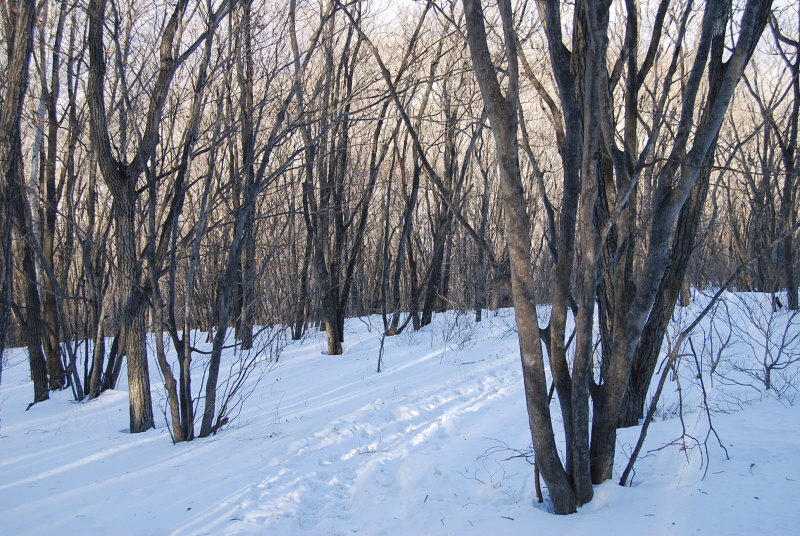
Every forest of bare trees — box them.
[0,0,796,514]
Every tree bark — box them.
[0,0,36,389]
[463,0,577,514]
[86,0,197,432]
[11,167,49,404]
[39,0,70,391]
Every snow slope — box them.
[1,301,798,535]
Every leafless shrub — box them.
[726,294,800,400]
[429,308,481,360]
[206,326,286,435]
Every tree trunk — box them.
[11,173,49,404]
[87,0,197,432]
[421,217,450,326]
[388,155,420,335]
[293,233,312,340]
[116,199,155,433]
[474,164,490,322]
[0,0,36,384]
[39,0,70,392]
[463,0,577,514]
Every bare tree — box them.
[463,0,577,513]
[198,0,330,436]
[298,0,406,354]
[86,0,225,432]
[36,0,70,390]
[144,0,224,443]
[0,0,37,417]
[10,158,49,405]
[463,0,772,513]
[736,7,800,309]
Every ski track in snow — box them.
[208,357,517,534]
[181,319,527,535]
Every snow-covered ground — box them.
[1,295,798,535]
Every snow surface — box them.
[1,297,799,535]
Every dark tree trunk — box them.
[421,217,451,327]
[39,0,70,392]
[116,199,155,432]
[474,162,490,322]
[0,0,36,384]
[388,155,420,336]
[11,171,49,404]
[615,0,725,427]
[85,155,109,400]
[588,0,772,480]
[407,240,422,331]
[463,0,577,514]
[87,0,195,433]
[772,13,799,310]
[616,161,713,428]
[293,233,313,341]
[234,1,257,351]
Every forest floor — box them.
[1,293,798,535]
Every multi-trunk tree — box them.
[87,0,232,432]
[463,0,772,513]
